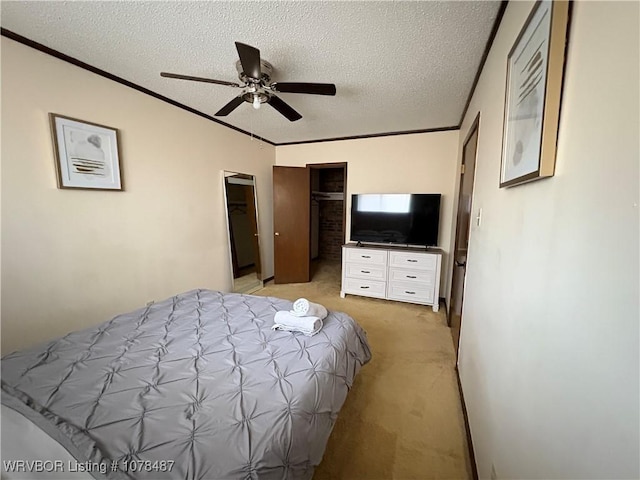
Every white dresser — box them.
[340,244,442,312]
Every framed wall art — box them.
[50,114,123,190]
[499,0,571,188]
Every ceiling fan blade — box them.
[235,42,262,80]
[271,82,336,96]
[268,95,302,122]
[160,72,240,87]
[215,96,245,116]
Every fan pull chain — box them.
[250,110,254,141]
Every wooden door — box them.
[450,114,479,356]
[273,166,311,283]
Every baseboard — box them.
[455,366,479,480]
[440,296,447,313]
[262,275,274,284]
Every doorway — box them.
[449,114,479,357]
[309,163,347,278]
[223,172,263,294]
[271,163,346,284]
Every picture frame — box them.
[499,0,571,188]
[49,113,123,190]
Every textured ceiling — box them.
[1,1,501,144]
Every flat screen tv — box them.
[350,193,441,247]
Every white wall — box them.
[457,2,639,479]
[1,38,276,353]
[276,131,460,297]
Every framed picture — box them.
[499,0,571,188]
[49,114,123,190]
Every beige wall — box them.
[457,2,639,479]
[276,131,460,296]
[1,38,276,353]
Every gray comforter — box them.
[1,290,371,480]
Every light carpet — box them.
[256,262,472,480]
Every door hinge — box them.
[461,164,466,174]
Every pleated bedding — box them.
[1,289,371,480]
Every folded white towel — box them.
[272,311,323,337]
[291,298,328,320]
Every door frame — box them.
[448,113,480,338]
[306,162,348,247]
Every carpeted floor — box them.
[256,261,472,480]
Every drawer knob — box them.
[405,291,416,295]
[407,259,417,263]
[406,275,417,279]
[360,286,370,289]
[361,270,370,274]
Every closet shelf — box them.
[312,191,344,201]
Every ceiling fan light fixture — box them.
[242,91,269,108]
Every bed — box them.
[1,289,371,480]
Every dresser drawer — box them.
[389,251,437,270]
[345,247,387,266]
[343,278,386,298]
[388,267,434,285]
[387,281,434,304]
[345,263,387,281]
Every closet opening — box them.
[308,163,347,281]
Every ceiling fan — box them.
[160,42,336,122]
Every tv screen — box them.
[350,193,441,247]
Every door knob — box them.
[254,233,259,237]
[275,232,280,236]
[455,259,466,267]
